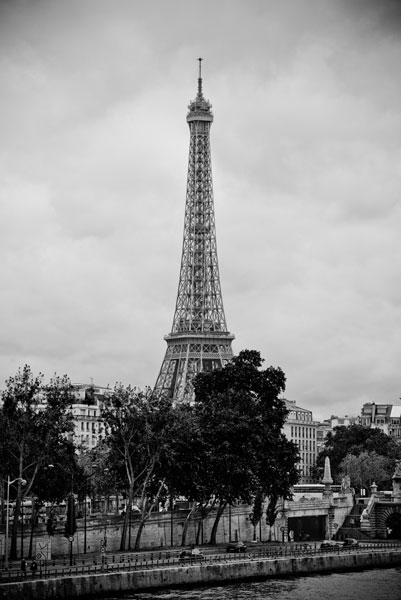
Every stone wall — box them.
[4,498,354,558]
[2,549,401,600]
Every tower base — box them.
[154,332,234,403]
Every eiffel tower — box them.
[154,59,234,403]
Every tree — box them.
[249,491,264,542]
[265,493,280,541]
[0,366,76,560]
[101,385,175,550]
[193,349,299,544]
[64,493,77,538]
[313,424,401,483]
[25,443,79,558]
[155,402,216,546]
[339,451,394,492]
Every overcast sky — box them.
[1,0,401,421]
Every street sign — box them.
[100,546,106,553]
[69,536,74,542]
[36,540,51,561]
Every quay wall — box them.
[2,550,401,600]
[4,497,354,558]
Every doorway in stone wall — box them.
[386,512,401,539]
[287,515,325,541]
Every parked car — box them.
[320,540,344,550]
[179,548,204,559]
[226,541,247,553]
[343,538,359,548]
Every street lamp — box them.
[5,476,27,570]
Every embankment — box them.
[1,550,401,600]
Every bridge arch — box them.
[376,506,401,539]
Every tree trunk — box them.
[120,486,134,551]
[181,504,197,546]
[195,517,203,545]
[120,506,130,551]
[209,501,226,545]
[10,492,22,559]
[0,479,4,525]
[134,518,147,550]
[28,503,40,559]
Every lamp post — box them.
[5,476,27,570]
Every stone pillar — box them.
[322,457,333,497]
[322,457,333,539]
[392,461,401,500]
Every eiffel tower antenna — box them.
[154,60,235,403]
[198,57,203,95]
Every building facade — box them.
[360,402,401,441]
[69,383,111,450]
[283,399,318,483]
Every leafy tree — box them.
[24,444,79,557]
[265,493,280,541]
[0,365,76,560]
[249,491,264,542]
[76,446,117,516]
[313,424,401,483]
[156,403,216,546]
[64,493,77,538]
[193,349,299,544]
[339,451,394,492]
[101,385,175,550]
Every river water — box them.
[101,568,401,599]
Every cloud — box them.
[0,0,400,421]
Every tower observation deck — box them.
[154,60,234,403]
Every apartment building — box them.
[282,399,318,484]
[360,402,401,441]
[69,383,112,450]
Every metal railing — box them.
[1,542,401,584]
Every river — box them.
[101,567,401,599]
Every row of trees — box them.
[0,350,300,557]
[313,423,401,491]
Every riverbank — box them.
[1,547,401,600]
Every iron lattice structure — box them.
[154,61,234,403]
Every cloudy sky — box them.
[1,0,400,420]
